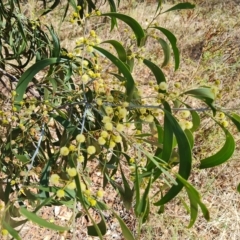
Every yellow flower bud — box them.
[60,146,69,156]
[66,167,77,177]
[76,134,85,143]
[87,146,96,155]
[56,189,65,198]
[50,174,60,185]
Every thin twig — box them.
[24,124,45,182]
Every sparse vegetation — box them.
[0,0,240,239]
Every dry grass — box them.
[10,0,240,239]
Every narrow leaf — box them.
[162,3,195,13]
[20,207,69,231]
[143,59,166,85]
[101,13,145,46]
[93,46,135,101]
[155,107,192,205]
[2,221,21,240]
[150,27,180,70]
[15,58,68,106]
[101,40,127,62]
[112,211,135,240]
[87,214,107,236]
[158,38,171,67]
[199,125,235,169]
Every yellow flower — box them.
[159,82,168,91]
[81,182,86,192]
[60,146,69,156]
[109,141,116,149]
[145,114,154,123]
[105,122,113,131]
[77,5,82,10]
[116,123,124,132]
[185,121,193,129]
[96,190,104,198]
[77,155,84,163]
[89,198,97,207]
[179,120,186,130]
[76,134,85,143]
[119,108,127,119]
[56,189,65,198]
[10,180,16,185]
[174,82,181,88]
[0,200,5,212]
[82,60,89,66]
[50,174,60,185]
[86,45,94,53]
[105,106,113,115]
[96,98,103,106]
[107,95,114,102]
[221,120,229,127]
[90,30,96,37]
[66,167,77,177]
[84,189,91,196]
[98,137,106,145]
[102,116,111,123]
[11,90,17,96]
[122,102,129,107]
[114,135,122,143]
[87,146,96,155]
[67,181,76,190]
[1,229,8,236]
[216,112,225,120]
[180,110,191,119]
[101,130,108,138]
[82,74,89,84]
[69,144,76,152]
[129,158,135,164]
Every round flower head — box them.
[89,198,97,207]
[82,60,89,66]
[145,114,154,123]
[56,189,65,198]
[97,189,104,198]
[116,123,124,132]
[98,137,106,145]
[77,155,84,163]
[185,121,193,129]
[96,98,102,106]
[105,122,113,131]
[1,229,8,236]
[101,130,108,138]
[82,74,89,84]
[66,167,77,177]
[118,108,127,119]
[105,106,113,115]
[50,174,60,185]
[80,182,86,191]
[159,82,168,91]
[67,181,76,190]
[69,144,76,152]
[102,116,111,123]
[114,135,122,143]
[87,146,96,155]
[221,120,229,127]
[109,141,116,149]
[86,45,94,53]
[76,134,86,143]
[180,110,191,119]
[60,146,69,156]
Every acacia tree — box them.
[0,0,240,239]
